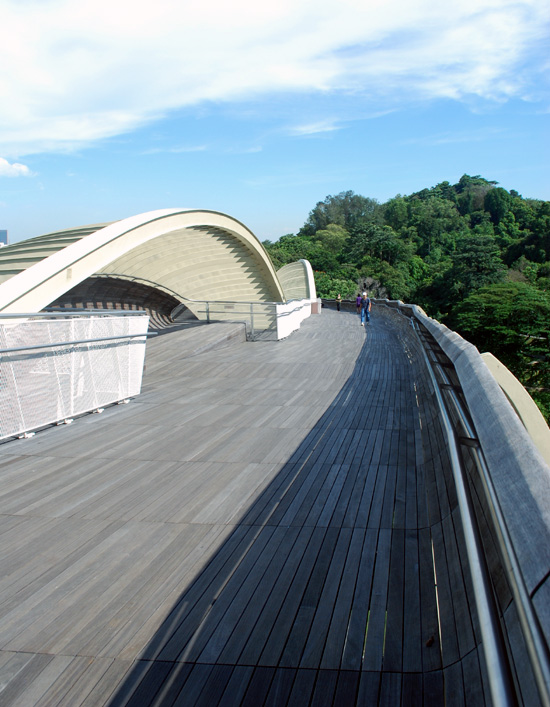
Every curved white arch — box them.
[277,259,317,302]
[0,209,285,313]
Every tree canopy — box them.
[263,176,550,420]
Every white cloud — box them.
[0,0,548,156]
[142,145,208,155]
[402,127,509,146]
[289,120,341,136]
[0,157,35,177]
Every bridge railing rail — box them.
[377,298,550,707]
[0,310,150,441]
[171,296,318,340]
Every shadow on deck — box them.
[107,310,487,706]
[0,308,548,706]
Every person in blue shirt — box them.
[360,293,371,326]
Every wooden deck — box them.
[0,308,488,705]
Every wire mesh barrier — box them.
[0,311,149,441]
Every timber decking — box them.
[0,308,486,705]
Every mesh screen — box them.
[0,315,148,440]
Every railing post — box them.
[250,303,254,341]
[206,301,210,324]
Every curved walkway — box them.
[0,308,484,705]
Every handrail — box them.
[421,327,550,707]
[410,316,516,707]
[0,332,154,355]
[383,299,550,707]
[0,310,148,319]
[174,298,311,341]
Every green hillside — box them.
[263,175,550,422]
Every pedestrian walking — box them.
[360,293,371,327]
[336,294,342,312]
[356,293,362,315]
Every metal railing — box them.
[172,297,314,341]
[381,300,550,707]
[411,316,516,707]
[0,311,150,441]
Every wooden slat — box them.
[402,529,423,673]
[362,529,392,672]
[383,527,405,672]
[0,309,493,705]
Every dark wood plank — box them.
[383,527,405,671]
[333,670,360,705]
[362,529,392,671]
[193,664,234,707]
[173,663,215,706]
[150,525,260,661]
[286,668,317,706]
[443,660,465,707]
[263,667,297,706]
[461,648,486,707]
[442,511,475,658]
[241,666,275,706]
[402,529,422,673]
[178,526,279,663]
[217,666,254,707]
[235,526,314,666]
[299,528,353,669]
[356,672,381,705]
[430,521,460,666]
[320,528,366,669]
[257,527,328,667]
[149,663,194,707]
[205,525,296,664]
[123,660,174,706]
[380,465,398,529]
[379,672,402,707]
[340,528,378,670]
[401,672,422,707]
[423,670,444,707]
[418,527,442,672]
[279,527,341,667]
[309,668,339,707]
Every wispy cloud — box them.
[0,158,35,177]
[288,120,341,136]
[0,0,548,156]
[402,127,509,147]
[142,145,208,155]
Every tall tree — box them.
[452,282,550,420]
[302,191,381,233]
[485,187,512,224]
[449,234,506,299]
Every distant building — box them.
[0,230,7,247]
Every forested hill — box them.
[263,175,550,421]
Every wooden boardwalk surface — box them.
[0,308,487,706]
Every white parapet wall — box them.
[276,299,313,339]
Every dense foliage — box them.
[262,176,550,421]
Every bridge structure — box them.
[0,212,549,706]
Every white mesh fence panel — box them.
[0,314,149,440]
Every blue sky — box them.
[1,0,549,244]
